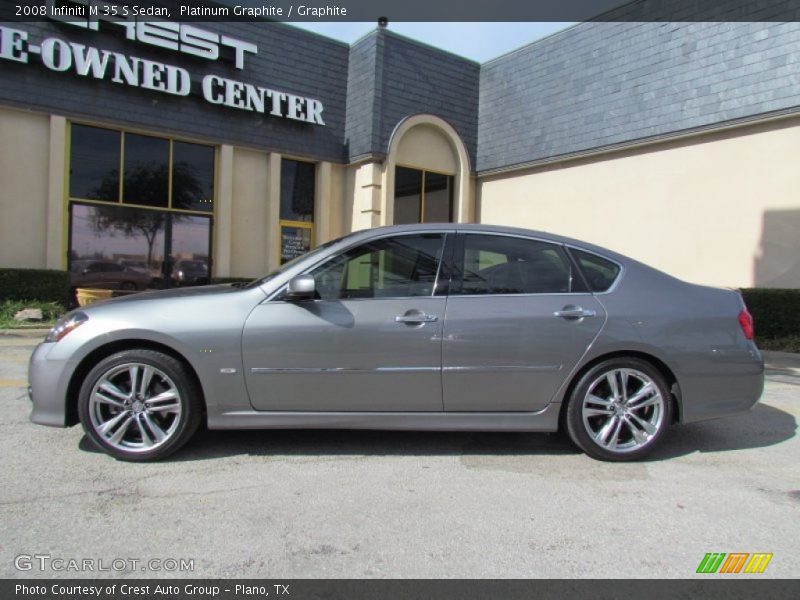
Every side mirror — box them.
[286,274,316,300]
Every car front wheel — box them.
[565,357,672,461]
[78,349,202,461]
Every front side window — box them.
[455,235,575,295]
[309,234,445,300]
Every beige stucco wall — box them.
[0,107,51,269]
[229,147,272,278]
[395,124,458,173]
[478,117,800,288]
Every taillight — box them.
[738,308,754,340]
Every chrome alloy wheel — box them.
[88,363,182,453]
[581,368,665,454]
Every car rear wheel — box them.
[565,357,672,461]
[78,349,202,461]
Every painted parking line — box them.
[0,379,27,388]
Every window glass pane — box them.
[172,142,214,212]
[310,234,444,300]
[280,225,312,264]
[280,160,315,222]
[572,249,621,292]
[458,235,573,295]
[170,215,212,286]
[123,133,169,207]
[394,167,422,224]
[69,203,165,292]
[423,172,453,222]
[69,125,120,201]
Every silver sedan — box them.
[29,224,764,461]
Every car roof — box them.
[346,223,630,264]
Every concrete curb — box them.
[0,328,49,338]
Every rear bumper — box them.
[28,342,72,428]
[679,347,765,424]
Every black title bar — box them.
[3,0,800,22]
[4,579,800,600]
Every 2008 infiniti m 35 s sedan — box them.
[29,224,764,461]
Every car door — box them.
[242,232,451,412]
[442,232,606,412]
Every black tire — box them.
[78,349,203,461]
[564,357,672,461]
[119,281,137,290]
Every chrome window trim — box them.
[449,292,595,299]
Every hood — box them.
[85,284,252,308]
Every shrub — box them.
[0,268,71,304]
[740,288,800,340]
[0,299,65,328]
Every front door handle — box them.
[395,313,439,324]
[554,306,597,319]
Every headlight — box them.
[45,312,89,343]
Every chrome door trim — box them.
[251,366,441,375]
[443,365,562,373]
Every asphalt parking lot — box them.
[1,333,798,579]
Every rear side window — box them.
[571,249,621,292]
[455,234,575,295]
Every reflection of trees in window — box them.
[90,206,166,273]
[171,163,206,210]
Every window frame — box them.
[65,121,217,275]
[393,164,455,224]
[450,232,592,297]
[278,158,317,264]
[67,122,216,216]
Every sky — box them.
[288,22,575,63]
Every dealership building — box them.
[1,15,799,290]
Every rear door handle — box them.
[395,313,438,324]
[554,306,596,319]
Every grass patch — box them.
[0,300,67,329]
[757,336,800,354]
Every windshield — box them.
[244,232,358,289]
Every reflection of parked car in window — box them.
[172,260,209,286]
[70,260,152,290]
[117,259,149,274]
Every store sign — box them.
[0,17,326,125]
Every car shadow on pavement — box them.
[77,403,795,462]
[648,403,796,461]
[169,429,582,462]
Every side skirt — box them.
[207,402,562,432]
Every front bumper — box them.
[28,342,73,427]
